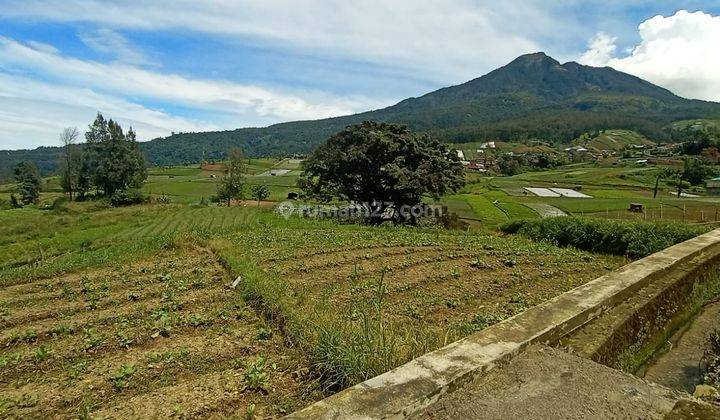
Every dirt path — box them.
[642,301,720,393]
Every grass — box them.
[451,162,720,225]
[142,163,300,204]
[442,191,539,228]
[210,214,625,388]
[0,208,317,418]
[2,161,715,416]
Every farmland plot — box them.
[0,244,316,418]
[212,224,625,387]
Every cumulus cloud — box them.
[579,10,720,101]
[578,32,617,67]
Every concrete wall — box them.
[288,228,720,419]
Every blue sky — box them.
[1,1,719,150]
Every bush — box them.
[154,195,171,204]
[109,189,148,207]
[9,194,21,208]
[500,217,710,258]
[51,197,69,212]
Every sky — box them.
[1,1,719,150]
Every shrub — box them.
[154,195,171,204]
[109,189,148,207]
[51,197,69,212]
[500,217,710,258]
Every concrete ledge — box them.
[288,228,720,419]
[561,242,720,371]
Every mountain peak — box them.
[508,52,560,67]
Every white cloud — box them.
[578,32,617,67]
[579,10,720,101]
[79,28,150,66]
[0,36,387,148]
[0,73,220,149]
[0,37,374,122]
[0,0,556,82]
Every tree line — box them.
[10,113,147,206]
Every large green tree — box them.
[300,121,465,223]
[84,113,147,196]
[14,161,41,205]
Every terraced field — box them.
[0,244,316,418]
[212,224,626,387]
[114,206,257,240]
[0,202,629,416]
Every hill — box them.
[3,52,720,178]
[573,130,656,151]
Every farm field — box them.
[211,217,626,387]
[0,245,315,418]
[0,204,326,418]
[0,202,626,417]
[440,163,720,227]
[572,129,655,151]
[143,159,301,204]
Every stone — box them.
[693,384,718,398]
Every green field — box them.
[0,198,628,417]
[444,162,720,226]
[5,157,720,417]
[573,129,655,151]
[141,161,301,204]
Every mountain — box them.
[3,52,720,178]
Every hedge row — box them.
[500,217,711,259]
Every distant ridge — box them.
[3,52,720,178]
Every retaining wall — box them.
[288,228,720,419]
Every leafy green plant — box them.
[110,363,137,390]
[244,357,270,391]
[116,330,135,348]
[256,327,273,341]
[245,403,257,419]
[82,328,106,351]
[22,329,38,343]
[34,345,53,361]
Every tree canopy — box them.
[14,161,41,205]
[84,114,147,196]
[300,121,465,222]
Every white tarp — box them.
[524,187,560,197]
[549,188,592,198]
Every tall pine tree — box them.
[83,113,147,196]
